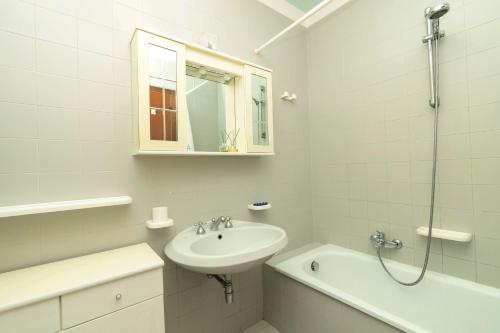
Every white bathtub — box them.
[274,244,500,333]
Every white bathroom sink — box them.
[164,221,287,274]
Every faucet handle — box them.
[193,222,206,235]
[224,216,233,228]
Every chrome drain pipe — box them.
[207,274,233,304]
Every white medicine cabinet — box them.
[131,28,274,156]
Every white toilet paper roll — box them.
[152,206,168,223]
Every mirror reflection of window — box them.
[251,74,268,146]
[148,44,178,141]
[185,65,236,152]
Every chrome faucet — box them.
[210,216,233,231]
[210,216,224,231]
[370,231,403,249]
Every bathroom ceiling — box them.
[287,0,323,11]
[258,0,352,28]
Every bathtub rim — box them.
[272,243,500,333]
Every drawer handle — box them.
[115,293,122,301]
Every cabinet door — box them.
[62,295,164,333]
[244,65,274,153]
[0,298,60,333]
[132,30,187,151]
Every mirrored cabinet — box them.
[131,28,274,156]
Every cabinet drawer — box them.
[0,298,60,333]
[62,295,164,333]
[61,269,163,329]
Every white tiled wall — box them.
[307,0,500,288]
[0,0,312,332]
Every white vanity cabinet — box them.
[131,28,275,156]
[0,243,164,333]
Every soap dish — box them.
[146,218,174,229]
[248,203,271,211]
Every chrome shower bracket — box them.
[422,30,445,43]
[423,3,449,109]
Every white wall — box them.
[0,0,312,332]
[307,0,500,288]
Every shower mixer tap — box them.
[370,231,403,250]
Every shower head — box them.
[425,3,450,20]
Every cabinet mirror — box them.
[185,64,237,152]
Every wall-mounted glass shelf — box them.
[0,196,132,219]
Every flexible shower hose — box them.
[376,39,440,286]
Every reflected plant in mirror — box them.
[185,64,237,152]
[219,128,240,152]
[227,128,240,152]
[220,129,230,152]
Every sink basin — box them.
[164,221,287,274]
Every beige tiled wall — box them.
[307,0,500,288]
[0,0,312,332]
